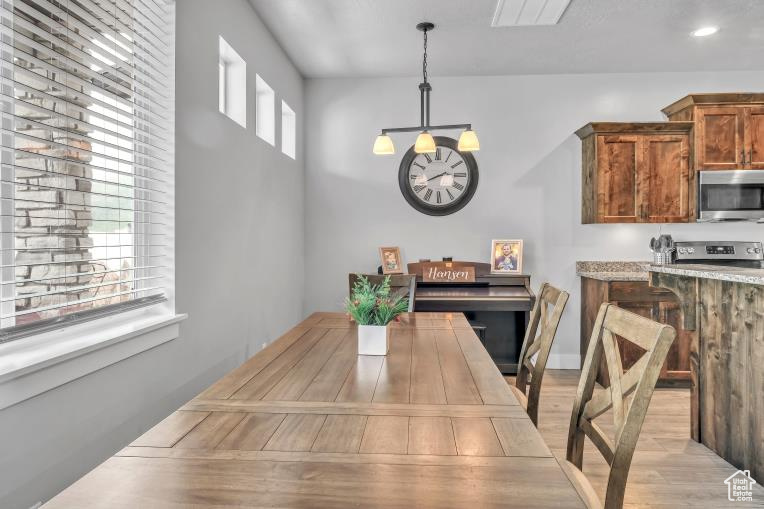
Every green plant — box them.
[345,275,409,326]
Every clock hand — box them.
[427,172,447,181]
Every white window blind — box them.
[0,0,175,340]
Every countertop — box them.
[648,263,764,286]
[576,261,650,281]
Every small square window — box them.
[219,36,246,128]
[256,74,275,145]
[281,100,296,159]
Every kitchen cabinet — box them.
[580,277,691,387]
[576,122,693,224]
[662,93,764,170]
[748,106,764,168]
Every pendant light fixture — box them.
[373,22,480,155]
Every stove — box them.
[673,240,764,268]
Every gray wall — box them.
[304,71,764,367]
[0,1,304,507]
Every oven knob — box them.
[748,248,755,254]
[687,248,695,254]
[756,248,762,254]
[678,248,686,254]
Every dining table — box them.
[43,312,585,508]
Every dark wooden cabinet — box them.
[580,277,691,387]
[662,93,764,170]
[694,106,744,169]
[576,122,693,224]
[642,134,692,222]
[747,106,764,168]
[576,94,764,226]
[595,134,640,223]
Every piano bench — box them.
[468,321,487,345]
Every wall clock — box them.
[398,136,479,216]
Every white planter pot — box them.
[357,324,390,356]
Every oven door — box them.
[698,170,764,221]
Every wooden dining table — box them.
[44,312,585,508]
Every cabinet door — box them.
[641,135,690,222]
[695,107,745,169]
[745,107,764,169]
[657,301,692,382]
[596,135,641,222]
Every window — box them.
[255,74,275,145]
[218,36,246,128]
[0,0,175,340]
[281,101,296,159]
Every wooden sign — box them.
[422,263,476,283]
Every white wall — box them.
[304,71,764,367]
[0,1,304,507]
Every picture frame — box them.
[379,246,404,274]
[490,239,523,274]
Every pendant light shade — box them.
[458,129,480,152]
[373,134,395,155]
[414,131,437,153]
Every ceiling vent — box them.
[491,0,572,26]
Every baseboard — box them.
[546,353,580,370]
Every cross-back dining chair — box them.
[561,302,676,509]
[512,282,570,426]
[348,273,416,312]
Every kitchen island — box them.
[649,264,764,481]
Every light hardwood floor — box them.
[507,370,764,508]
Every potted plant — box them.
[345,275,409,355]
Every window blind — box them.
[0,0,174,340]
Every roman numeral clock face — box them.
[398,137,479,216]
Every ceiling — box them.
[247,0,764,78]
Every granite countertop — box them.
[576,261,650,281]
[649,263,764,286]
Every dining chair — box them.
[512,282,570,427]
[562,303,676,509]
[348,273,416,312]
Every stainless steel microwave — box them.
[698,170,764,222]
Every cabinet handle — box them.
[741,149,747,165]
[751,149,754,165]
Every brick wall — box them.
[14,137,95,321]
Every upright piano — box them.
[406,261,535,374]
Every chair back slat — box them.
[581,419,615,464]
[601,328,626,433]
[525,337,543,359]
[566,303,675,509]
[514,282,570,426]
[600,310,662,351]
[582,353,649,422]
[348,273,416,312]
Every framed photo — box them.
[490,239,523,274]
[379,246,404,274]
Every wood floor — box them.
[507,370,764,508]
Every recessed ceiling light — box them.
[692,26,718,37]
